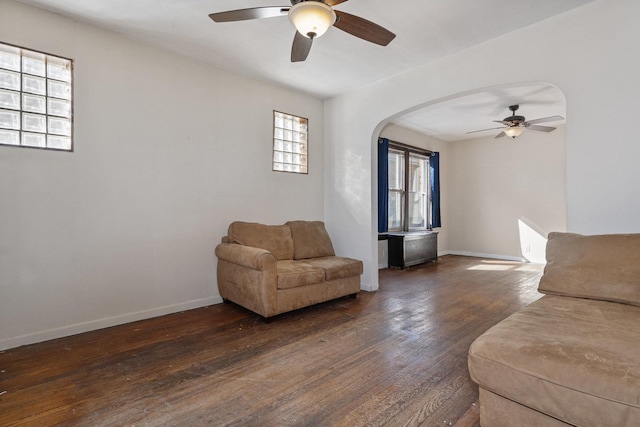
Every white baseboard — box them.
[0,296,222,351]
[378,262,389,269]
[448,250,525,262]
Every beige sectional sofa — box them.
[215,220,363,319]
[468,232,640,426]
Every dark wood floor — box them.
[0,255,544,427]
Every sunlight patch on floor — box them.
[467,260,522,271]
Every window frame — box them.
[272,110,308,174]
[407,151,430,231]
[387,141,433,232]
[0,41,73,152]
[387,147,405,231]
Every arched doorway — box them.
[374,82,567,276]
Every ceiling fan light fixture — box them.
[504,126,524,139]
[289,1,336,39]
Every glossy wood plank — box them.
[0,255,543,426]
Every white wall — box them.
[379,123,450,255]
[0,1,325,350]
[325,0,640,291]
[448,126,567,261]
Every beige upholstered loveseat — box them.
[215,220,363,319]
[469,232,640,426]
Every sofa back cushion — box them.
[286,220,336,260]
[227,221,294,261]
[538,232,640,306]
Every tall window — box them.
[388,143,431,231]
[0,42,73,151]
[388,148,405,230]
[408,153,430,229]
[273,111,308,174]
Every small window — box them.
[0,42,73,151]
[273,111,308,174]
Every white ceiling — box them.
[391,82,567,141]
[15,0,589,139]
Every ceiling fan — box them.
[466,105,564,139]
[208,0,396,62]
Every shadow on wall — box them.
[518,217,547,264]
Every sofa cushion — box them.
[276,260,326,290]
[286,220,335,260]
[469,295,640,426]
[539,232,640,306]
[304,256,363,281]
[227,221,294,261]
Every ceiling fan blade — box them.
[526,124,556,132]
[333,11,395,46]
[466,126,506,134]
[525,115,564,125]
[495,131,506,139]
[291,31,313,62]
[209,7,289,22]
[326,0,349,5]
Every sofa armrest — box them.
[216,243,278,317]
[215,243,277,271]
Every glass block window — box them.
[273,111,308,174]
[0,42,73,151]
